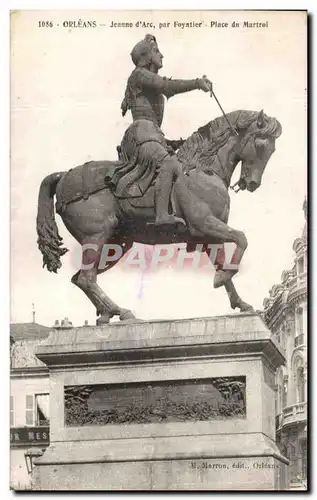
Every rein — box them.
[208,94,259,193]
[211,90,238,137]
[208,89,242,190]
[214,135,250,193]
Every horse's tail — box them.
[36,172,68,273]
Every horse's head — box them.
[236,110,282,192]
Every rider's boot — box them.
[154,162,186,227]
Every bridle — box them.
[192,90,271,191]
[209,92,272,193]
[210,89,249,192]
[214,132,257,193]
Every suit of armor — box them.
[119,34,212,226]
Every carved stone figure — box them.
[64,377,246,426]
[36,36,282,325]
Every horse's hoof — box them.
[239,303,255,313]
[214,270,227,288]
[96,314,111,326]
[119,309,136,321]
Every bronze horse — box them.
[37,109,282,324]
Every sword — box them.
[203,77,238,136]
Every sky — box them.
[10,10,307,327]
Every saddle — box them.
[55,160,115,213]
[55,159,159,213]
[56,139,185,213]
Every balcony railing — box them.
[281,402,307,428]
[294,334,304,348]
[289,273,307,292]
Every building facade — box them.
[10,318,75,490]
[262,200,307,490]
[10,323,50,490]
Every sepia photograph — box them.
[10,9,307,491]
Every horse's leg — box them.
[72,268,119,324]
[200,214,248,289]
[224,279,254,313]
[59,185,136,325]
[206,241,253,312]
[72,268,135,324]
[64,216,134,324]
[175,177,247,288]
[71,233,135,325]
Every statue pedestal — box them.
[33,314,288,490]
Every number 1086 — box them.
[38,21,54,27]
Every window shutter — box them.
[10,396,14,427]
[25,395,34,425]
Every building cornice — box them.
[263,302,291,331]
[10,366,49,379]
[35,315,286,372]
[288,288,307,307]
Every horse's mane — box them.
[177,110,282,171]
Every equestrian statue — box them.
[36,34,282,325]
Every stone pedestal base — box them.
[33,314,288,490]
[33,436,287,490]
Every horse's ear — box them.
[257,110,265,128]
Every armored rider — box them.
[117,34,212,227]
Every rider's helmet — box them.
[131,34,158,67]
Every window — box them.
[35,394,50,426]
[292,355,305,404]
[297,307,304,336]
[282,380,288,408]
[276,369,287,414]
[301,441,307,479]
[296,367,305,403]
[287,443,298,483]
[276,379,281,415]
[282,334,286,350]
[25,395,34,425]
[297,257,304,275]
[10,396,14,427]
[274,392,278,415]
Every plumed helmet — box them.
[131,34,158,67]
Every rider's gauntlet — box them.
[163,78,200,98]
